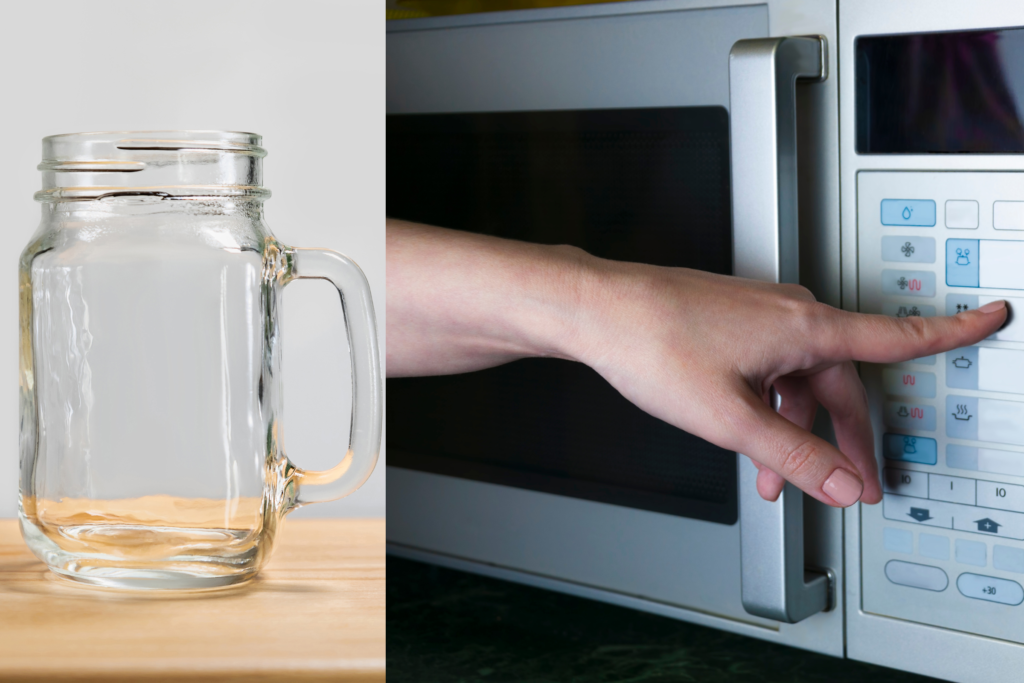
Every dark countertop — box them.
[388,556,945,683]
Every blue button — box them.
[947,444,979,472]
[946,347,979,390]
[882,199,937,227]
[946,396,979,441]
[946,293,979,315]
[946,239,980,287]
[884,433,938,465]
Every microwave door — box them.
[387,0,843,658]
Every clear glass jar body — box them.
[19,132,381,590]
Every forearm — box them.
[386,218,591,377]
[385,218,1008,507]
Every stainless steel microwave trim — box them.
[730,35,832,623]
[730,35,826,286]
[837,1,1024,680]
[388,542,791,639]
[387,0,773,34]
[388,0,844,659]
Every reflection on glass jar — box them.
[19,131,381,590]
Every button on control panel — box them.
[883,468,1024,538]
[860,172,1024,645]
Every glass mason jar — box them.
[18,131,382,590]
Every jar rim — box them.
[37,130,268,201]
[41,130,266,158]
[43,129,260,141]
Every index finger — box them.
[822,300,1008,364]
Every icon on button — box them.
[955,248,971,266]
[897,406,910,418]
[952,356,973,369]
[903,206,913,220]
[896,306,921,318]
[909,508,933,522]
[975,518,1002,534]
[902,241,915,257]
[953,404,973,421]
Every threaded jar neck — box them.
[35,131,270,203]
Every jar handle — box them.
[284,247,382,507]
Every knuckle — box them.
[789,300,835,342]
[779,283,817,303]
[896,314,932,347]
[779,440,821,480]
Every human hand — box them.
[387,221,1008,508]
[565,261,1007,508]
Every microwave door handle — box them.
[729,36,833,624]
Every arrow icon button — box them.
[909,507,933,522]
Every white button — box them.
[952,507,1024,540]
[978,398,1024,448]
[929,474,976,505]
[919,533,950,561]
[978,347,1024,396]
[886,560,948,592]
[884,527,913,554]
[957,573,1024,605]
[979,240,1024,289]
[886,493,1024,540]
[946,200,979,229]
[884,468,928,498]
[977,479,1024,513]
[882,369,937,398]
[956,539,987,567]
[994,545,1024,573]
[883,494,953,530]
[980,296,1024,342]
[979,448,1024,477]
[994,201,1024,230]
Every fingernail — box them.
[822,469,863,507]
[979,300,1006,314]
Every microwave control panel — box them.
[859,171,1024,643]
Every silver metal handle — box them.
[730,36,833,624]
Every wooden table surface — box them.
[0,519,385,683]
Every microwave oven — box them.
[386,1,1024,680]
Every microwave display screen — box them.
[386,107,737,525]
[857,28,1024,153]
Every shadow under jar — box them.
[18,131,382,590]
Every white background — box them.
[0,0,384,517]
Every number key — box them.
[929,474,977,505]
[884,468,928,498]
[978,480,1024,513]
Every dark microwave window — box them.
[387,107,736,525]
[857,28,1024,153]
